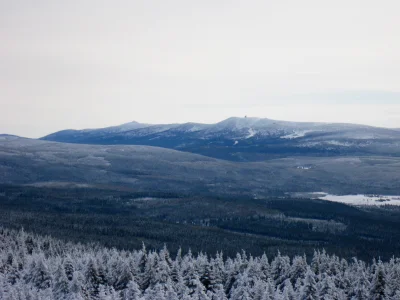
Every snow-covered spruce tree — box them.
[123,280,142,300]
[289,255,308,286]
[386,257,400,298]
[31,256,52,290]
[64,255,75,281]
[299,267,318,300]
[53,264,70,299]
[370,261,386,300]
[0,227,400,299]
[85,258,102,299]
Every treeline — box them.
[0,228,399,299]
[2,185,400,260]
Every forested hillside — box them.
[0,228,398,300]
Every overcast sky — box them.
[1,0,400,138]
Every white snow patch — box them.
[246,128,257,139]
[281,130,312,139]
[133,197,163,201]
[318,193,400,206]
[325,140,352,147]
[297,166,312,170]
[187,125,203,132]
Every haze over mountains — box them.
[42,117,400,161]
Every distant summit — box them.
[41,117,400,161]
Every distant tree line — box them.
[2,185,400,261]
[0,228,399,299]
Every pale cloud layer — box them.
[1,0,400,137]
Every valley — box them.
[1,184,400,261]
[1,135,400,261]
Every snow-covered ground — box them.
[325,140,352,147]
[281,130,312,139]
[246,128,257,139]
[297,166,312,170]
[316,192,400,206]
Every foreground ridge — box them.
[0,228,398,299]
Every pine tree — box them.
[32,258,52,289]
[317,273,340,300]
[370,262,386,300]
[174,269,190,298]
[200,263,212,291]
[290,255,308,285]
[171,261,181,283]
[99,284,109,299]
[123,280,142,300]
[350,267,370,300]
[64,256,75,281]
[25,236,34,255]
[53,264,70,299]
[281,279,295,300]
[138,245,150,292]
[311,251,321,275]
[85,258,101,299]
[386,258,400,298]
[209,252,225,292]
[271,251,290,288]
[190,275,210,300]
[144,283,166,300]
[6,262,19,285]
[259,253,270,281]
[114,262,133,291]
[69,271,86,300]
[230,272,252,300]
[184,261,200,295]
[165,279,179,300]
[224,265,239,296]
[160,244,173,269]
[299,268,317,300]
[175,247,183,266]
[210,284,227,300]
[252,279,267,300]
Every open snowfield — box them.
[316,192,400,206]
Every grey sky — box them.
[1,0,400,138]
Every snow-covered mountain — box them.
[41,117,400,161]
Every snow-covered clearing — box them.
[317,193,400,206]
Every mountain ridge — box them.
[41,117,400,161]
[41,116,388,136]
[40,117,400,161]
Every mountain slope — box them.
[2,137,400,196]
[41,117,400,161]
